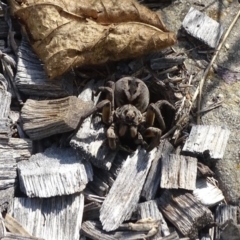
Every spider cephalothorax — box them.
[74,77,175,152]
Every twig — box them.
[193,8,240,124]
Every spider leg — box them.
[144,127,162,151]
[107,123,118,150]
[63,99,112,145]
[145,100,175,132]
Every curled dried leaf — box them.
[10,0,176,79]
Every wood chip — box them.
[193,178,224,207]
[182,125,230,160]
[100,148,156,231]
[160,154,197,190]
[18,146,93,197]
[138,200,170,239]
[182,7,224,48]
[157,190,213,239]
[21,96,94,140]
[9,193,84,240]
[82,220,156,240]
[215,204,238,240]
[141,140,174,200]
[0,187,14,212]
[15,37,74,97]
[0,138,32,162]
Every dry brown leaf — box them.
[10,0,176,79]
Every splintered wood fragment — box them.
[150,56,186,70]
[161,231,179,240]
[157,190,213,239]
[83,202,101,221]
[0,212,6,238]
[70,80,117,170]
[193,178,224,207]
[182,125,230,160]
[100,148,156,231]
[138,200,170,239]
[182,7,224,48]
[4,214,32,237]
[160,154,197,190]
[0,151,17,190]
[0,77,11,137]
[215,204,238,240]
[10,193,84,240]
[0,138,32,162]
[2,233,44,240]
[21,96,94,140]
[141,140,174,200]
[15,37,74,97]
[18,146,93,197]
[82,220,157,240]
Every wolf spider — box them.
[74,77,175,152]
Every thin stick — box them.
[195,8,240,123]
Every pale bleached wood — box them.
[182,7,224,48]
[21,96,94,140]
[100,147,156,231]
[215,204,238,240]
[2,233,44,240]
[182,125,230,160]
[0,151,16,190]
[157,190,213,239]
[0,212,6,238]
[160,154,197,190]
[0,75,11,138]
[0,138,32,162]
[161,231,179,240]
[138,200,170,239]
[18,146,93,198]
[141,140,174,200]
[15,37,74,97]
[82,220,155,240]
[9,193,84,240]
[0,187,14,212]
[193,178,224,207]
[70,79,118,170]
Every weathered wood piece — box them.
[157,190,213,239]
[150,56,186,70]
[70,80,118,170]
[0,212,6,238]
[0,17,8,38]
[0,138,32,162]
[9,193,84,240]
[193,178,224,207]
[160,154,197,190]
[4,213,32,237]
[0,151,17,190]
[21,96,94,140]
[182,125,230,160]
[18,146,93,197]
[219,219,240,240]
[0,74,11,137]
[138,200,170,239]
[100,148,156,231]
[2,233,44,240]
[141,140,174,200]
[182,7,224,48]
[82,220,159,240]
[15,37,74,97]
[215,204,238,240]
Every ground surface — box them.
[158,0,240,203]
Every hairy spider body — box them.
[73,77,175,152]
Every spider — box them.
[73,77,176,152]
